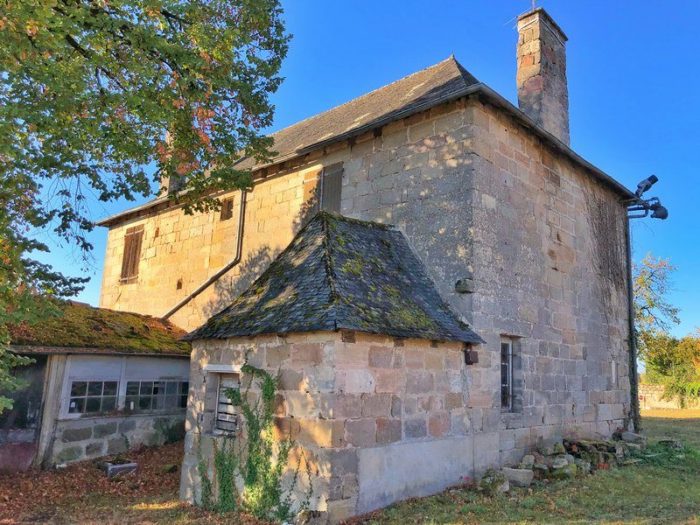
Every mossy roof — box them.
[187,212,483,344]
[9,301,190,356]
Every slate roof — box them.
[96,56,632,227]
[10,301,190,356]
[186,212,483,344]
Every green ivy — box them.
[198,362,312,522]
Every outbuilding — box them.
[1,301,190,471]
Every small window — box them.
[68,381,119,415]
[124,380,188,412]
[501,339,514,411]
[215,374,240,434]
[320,163,343,213]
[220,198,234,221]
[120,225,144,283]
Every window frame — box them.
[319,163,343,213]
[124,379,189,413]
[67,380,120,415]
[214,373,241,436]
[120,225,144,283]
[500,338,514,412]
[219,197,235,221]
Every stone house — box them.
[96,8,635,521]
[2,301,190,471]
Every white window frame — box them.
[60,355,189,420]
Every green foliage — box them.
[645,332,700,406]
[633,254,680,360]
[0,0,289,412]
[198,363,312,522]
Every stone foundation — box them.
[49,413,184,465]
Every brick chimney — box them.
[516,8,570,145]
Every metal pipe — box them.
[163,189,247,320]
[625,216,641,432]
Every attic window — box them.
[220,198,234,221]
[320,163,343,213]
[120,225,144,283]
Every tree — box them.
[0,0,290,410]
[645,331,700,406]
[633,254,680,361]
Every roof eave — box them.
[9,344,190,357]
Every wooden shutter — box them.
[321,163,343,213]
[120,225,144,282]
[220,198,234,221]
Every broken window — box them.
[500,338,514,411]
[320,163,343,213]
[120,225,144,283]
[124,380,188,412]
[215,374,240,434]
[68,381,119,414]
[220,197,234,221]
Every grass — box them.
[1,411,698,524]
[352,410,700,525]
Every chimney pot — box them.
[516,8,570,145]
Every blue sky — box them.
[37,0,699,337]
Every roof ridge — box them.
[264,56,467,139]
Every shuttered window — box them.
[120,225,143,283]
[215,374,240,434]
[320,163,343,213]
[220,198,234,221]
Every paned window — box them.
[68,381,119,414]
[124,380,188,412]
[501,339,514,411]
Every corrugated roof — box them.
[186,212,483,345]
[9,301,190,356]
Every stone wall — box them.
[639,384,700,410]
[49,413,184,465]
[183,326,629,521]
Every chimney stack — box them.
[516,8,570,145]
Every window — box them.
[120,225,144,283]
[124,380,188,412]
[320,163,343,213]
[500,339,514,411]
[215,374,240,434]
[68,381,118,414]
[220,198,234,221]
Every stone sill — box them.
[57,410,185,423]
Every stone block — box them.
[107,437,128,455]
[428,412,450,438]
[335,394,362,419]
[329,448,359,476]
[502,467,534,487]
[62,427,92,443]
[345,419,376,448]
[118,420,137,433]
[278,369,304,391]
[361,394,392,418]
[403,418,427,439]
[376,418,402,445]
[299,419,343,448]
[374,369,402,394]
[85,441,105,456]
[368,346,393,368]
[341,370,375,394]
[93,422,118,439]
[292,343,323,366]
[55,446,82,463]
[405,371,433,394]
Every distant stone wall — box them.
[639,384,700,410]
[49,413,184,465]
